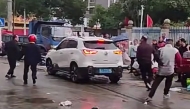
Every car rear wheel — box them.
[109,74,120,83]
[181,73,187,87]
[46,59,56,75]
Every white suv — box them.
[45,36,124,83]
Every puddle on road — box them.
[24,98,54,104]
[0,90,16,95]
[0,90,54,104]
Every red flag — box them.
[147,14,153,27]
[124,17,129,26]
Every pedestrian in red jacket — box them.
[157,37,165,48]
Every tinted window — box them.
[83,41,117,50]
[52,37,65,41]
[2,35,12,42]
[67,40,77,48]
[57,40,68,50]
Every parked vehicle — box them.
[180,51,190,87]
[45,36,125,83]
[29,20,72,52]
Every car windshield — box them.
[83,41,117,50]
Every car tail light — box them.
[113,50,122,55]
[97,39,105,44]
[82,49,98,55]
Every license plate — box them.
[99,69,112,73]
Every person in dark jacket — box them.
[20,34,41,85]
[5,35,20,79]
[176,38,188,82]
[137,36,159,91]
[152,39,158,50]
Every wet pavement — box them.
[0,58,189,109]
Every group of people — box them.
[4,34,41,85]
[128,35,190,102]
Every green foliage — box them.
[90,0,190,28]
[89,4,123,29]
[0,0,7,18]
[14,0,87,24]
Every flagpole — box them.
[24,9,26,35]
[140,5,144,38]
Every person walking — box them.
[19,34,41,85]
[176,38,188,82]
[5,35,20,79]
[129,39,138,73]
[145,39,182,102]
[137,36,158,91]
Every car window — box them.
[57,40,68,50]
[67,40,77,48]
[83,41,117,50]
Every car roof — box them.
[65,36,113,42]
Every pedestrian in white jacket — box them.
[145,39,182,102]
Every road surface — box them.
[0,58,189,109]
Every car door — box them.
[62,39,78,68]
[53,40,68,67]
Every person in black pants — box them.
[145,39,182,102]
[137,36,159,91]
[19,34,41,85]
[129,39,138,73]
[4,35,20,79]
[176,38,188,82]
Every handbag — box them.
[122,51,131,65]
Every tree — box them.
[15,0,87,25]
[112,0,190,26]
[89,4,123,29]
[0,0,7,18]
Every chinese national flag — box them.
[147,14,153,27]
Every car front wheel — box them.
[46,59,57,75]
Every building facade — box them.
[87,0,118,14]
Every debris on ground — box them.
[59,100,72,106]
[144,102,147,105]
[170,87,181,92]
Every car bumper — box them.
[78,66,123,77]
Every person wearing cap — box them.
[19,34,41,85]
[137,35,159,91]
[176,38,188,82]
[4,35,20,79]
[145,39,182,102]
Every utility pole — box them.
[7,0,13,31]
[140,5,144,37]
[24,9,26,35]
